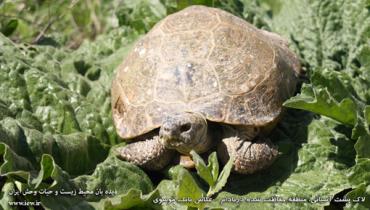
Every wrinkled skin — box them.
[217,125,278,174]
[117,112,278,174]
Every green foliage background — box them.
[0,0,369,209]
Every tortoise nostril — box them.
[162,123,173,133]
[180,123,191,133]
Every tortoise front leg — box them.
[117,136,175,171]
[217,126,278,174]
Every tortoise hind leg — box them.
[217,127,278,174]
[117,136,175,171]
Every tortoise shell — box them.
[111,5,300,139]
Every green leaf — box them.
[284,83,357,125]
[1,19,18,36]
[346,184,370,209]
[41,195,95,210]
[71,2,91,28]
[115,0,166,32]
[170,166,205,208]
[207,152,219,184]
[309,69,362,104]
[8,118,109,176]
[155,180,188,210]
[348,158,370,186]
[0,143,34,180]
[176,168,205,202]
[0,142,93,209]
[0,182,16,210]
[190,150,215,186]
[208,155,234,197]
[0,99,13,120]
[365,106,370,130]
[91,188,159,210]
[355,135,370,159]
[0,118,37,164]
[353,107,370,159]
[31,154,74,189]
[74,149,153,202]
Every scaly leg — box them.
[117,136,175,171]
[217,126,278,174]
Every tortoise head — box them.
[159,112,209,154]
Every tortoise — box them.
[111,5,300,174]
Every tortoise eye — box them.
[180,123,192,132]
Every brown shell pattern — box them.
[111,6,300,139]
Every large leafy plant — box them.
[0,0,369,209]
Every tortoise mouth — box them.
[161,136,192,154]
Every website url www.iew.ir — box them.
[8,201,41,206]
